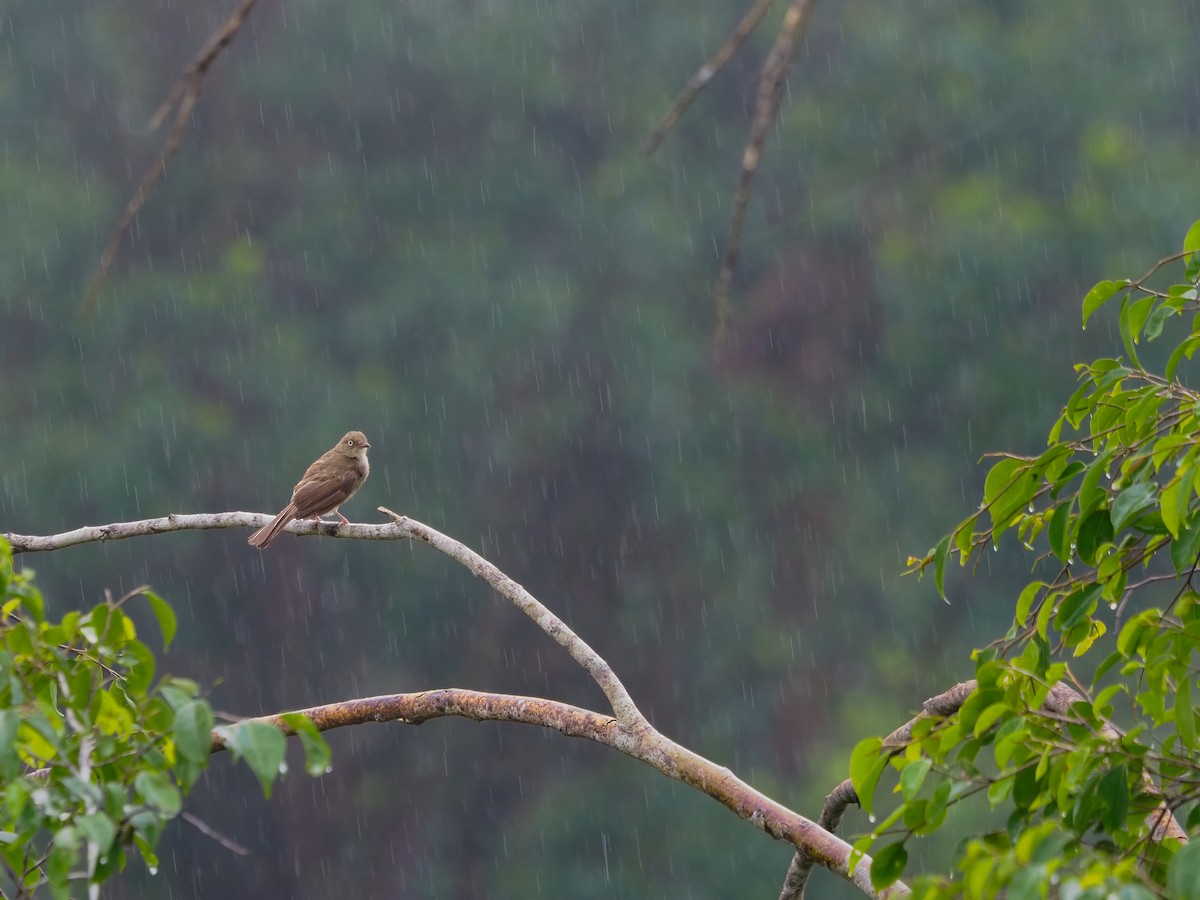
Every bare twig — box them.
[640,0,777,157]
[714,0,817,343]
[779,779,859,900]
[181,811,250,856]
[82,0,260,310]
[212,688,908,899]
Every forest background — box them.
[3,0,1200,896]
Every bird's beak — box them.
[364,441,372,449]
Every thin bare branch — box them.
[213,688,908,898]
[714,0,817,343]
[640,0,777,157]
[181,811,250,856]
[3,512,407,554]
[83,0,260,311]
[377,507,647,726]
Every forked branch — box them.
[83,0,260,310]
[7,510,907,897]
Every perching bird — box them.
[248,431,371,549]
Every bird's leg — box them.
[335,511,350,525]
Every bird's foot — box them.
[336,512,350,525]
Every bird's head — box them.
[337,430,371,459]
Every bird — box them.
[248,431,371,549]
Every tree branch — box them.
[714,0,817,343]
[778,779,859,900]
[640,0,778,157]
[882,680,1186,842]
[3,512,408,554]
[82,0,260,311]
[9,509,907,895]
[376,507,646,725]
[212,688,908,899]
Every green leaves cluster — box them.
[0,538,330,898]
[0,538,207,897]
[857,221,1200,896]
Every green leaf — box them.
[1015,582,1044,627]
[1050,461,1085,498]
[141,591,177,651]
[869,841,908,891]
[973,702,1012,738]
[1078,449,1115,519]
[899,758,931,800]
[134,770,181,816]
[1176,677,1197,751]
[1097,764,1129,834]
[1184,218,1200,254]
[1048,501,1073,562]
[1075,509,1113,566]
[933,533,951,600]
[983,458,1038,538]
[1110,481,1156,532]
[1144,303,1175,342]
[1166,335,1200,382]
[0,710,18,778]
[47,826,79,900]
[172,701,214,764]
[1161,474,1183,539]
[278,713,332,777]
[1082,280,1128,328]
[849,737,888,816]
[1171,517,1200,575]
[1123,294,1156,344]
[1118,295,1148,366]
[217,720,287,798]
[1056,583,1101,633]
[75,812,117,858]
[1168,839,1200,900]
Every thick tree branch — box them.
[83,0,259,310]
[213,688,908,899]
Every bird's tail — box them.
[248,504,298,548]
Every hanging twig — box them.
[82,0,260,312]
[639,0,778,158]
[714,0,817,343]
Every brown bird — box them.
[248,431,371,549]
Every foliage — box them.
[4,0,1200,894]
[0,538,328,898]
[851,221,1200,896]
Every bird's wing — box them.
[290,471,355,519]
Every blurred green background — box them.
[3,0,1199,895]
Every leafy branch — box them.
[849,220,1200,896]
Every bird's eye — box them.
[346,440,354,445]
